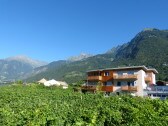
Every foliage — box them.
[15,80,23,85]
[0,85,168,125]
[72,80,85,87]
[96,81,103,91]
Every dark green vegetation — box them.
[27,29,168,83]
[0,85,168,125]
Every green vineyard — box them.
[0,84,168,126]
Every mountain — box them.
[26,50,119,83]
[0,56,47,81]
[67,53,93,62]
[114,28,168,80]
[6,55,47,68]
[115,28,168,59]
[27,28,168,83]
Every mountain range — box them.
[1,28,168,83]
[0,56,47,81]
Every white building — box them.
[146,86,168,100]
[83,66,158,96]
[43,79,68,89]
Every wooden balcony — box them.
[87,76,102,81]
[113,75,137,80]
[81,85,113,92]
[101,86,113,92]
[121,86,138,91]
[145,77,151,82]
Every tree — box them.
[16,80,23,85]
[96,81,103,91]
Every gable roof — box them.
[87,66,158,74]
[38,78,47,83]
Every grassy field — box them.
[0,84,168,126]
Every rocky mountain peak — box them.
[6,55,48,68]
[67,53,93,62]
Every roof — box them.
[43,79,68,87]
[44,79,60,86]
[87,66,158,74]
[38,78,47,83]
[57,81,68,86]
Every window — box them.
[94,72,97,76]
[162,95,166,97]
[128,81,135,86]
[128,71,134,75]
[117,82,121,86]
[104,71,110,76]
[106,82,112,86]
[88,72,101,76]
[128,82,130,86]
[118,71,123,76]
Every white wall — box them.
[136,70,147,96]
[151,72,156,84]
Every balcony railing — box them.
[81,85,113,92]
[121,86,138,91]
[102,86,113,92]
[113,75,137,80]
[146,86,168,93]
[87,76,102,81]
[81,85,96,91]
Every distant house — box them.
[38,78,47,84]
[82,66,158,97]
[156,81,166,86]
[146,86,168,100]
[146,81,168,100]
[43,79,68,89]
[44,79,60,86]
[58,81,68,89]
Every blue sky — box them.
[0,0,167,62]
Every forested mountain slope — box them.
[27,29,168,83]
